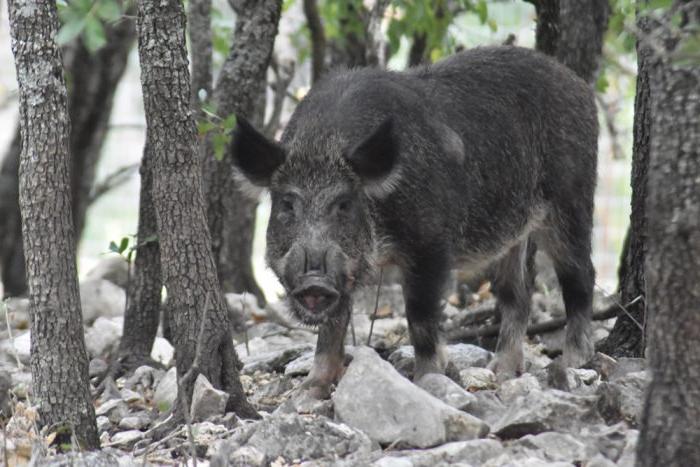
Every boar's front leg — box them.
[403,249,450,380]
[301,298,350,399]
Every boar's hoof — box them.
[487,353,524,382]
[413,347,448,381]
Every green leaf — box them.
[197,120,216,136]
[596,72,609,93]
[475,0,488,24]
[96,0,122,22]
[222,113,237,131]
[83,16,107,53]
[118,236,130,254]
[212,132,231,161]
[57,17,86,46]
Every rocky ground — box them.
[0,257,646,466]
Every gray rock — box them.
[36,451,122,466]
[497,374,541,403]
[446,344,493,371]
[464,390,508,427]
[124,365,165,392]
[458,367,496,391]
[1,331,30,365]
[118,411,152,430]
[333,347,489,448]
[0,369,11,416]
[150,337,174,366]
[153,367,177,412]
[566,368,599,391]
[583,423,631,462]
[96,416,111,432]
[610,358,645,381]
[84,317,122,358]
[95,399,129,424]
[284,351,315,377]
[379,439,503,466]
[389,344,492,380]
[494,389,602,439]
[587,454,617,467]
[513,432,587,463]
[596,371,648,426]
[616,430,638,467]
[89,358,108,378]
[416,373,477,410]
[212,413,374,464]
[275,390,334,418]
[582,352,618,380]
[191,374,229,422]
[227,446,266,467]
[241,343,314,374]
[85,256,129,289]
[80,279,126,324]
[108,430,144,449]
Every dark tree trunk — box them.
[66,17,136,238]
[188,0,212,111]
[7,0,99,448]
[637,3,700,465]
[0,14,135,298]
[113,148,162,371]
[597,11,653,358]
[0,128,25,297]
[303,0,326,83]
[408,33,428,67]
[529,0,610,84]
[202,0,282,307]
[135,0,256,417]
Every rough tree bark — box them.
[637,2,700,465]
[112,147,162,372]
[202,0,282,307]
[0,129,24,297]
[529,0,610,84]
[136,0,256,417]
[7,0,99,448]
[598,10,653,358]
[0,14,135,297]
[303,0,326,83]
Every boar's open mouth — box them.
[290,276,340,324]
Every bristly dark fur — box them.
[231,46,598,389]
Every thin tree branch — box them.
[303,0,326,83]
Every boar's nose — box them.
[304,246,327,274]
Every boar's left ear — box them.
[231,117,285,187]
[344,118,399,196]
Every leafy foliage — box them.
[57,0,125,53]
[197,102,238,161]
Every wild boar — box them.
[231,46,597,396]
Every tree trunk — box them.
[637,3,700,465]
[530,0,610,84]
[136,0,256,417]
[7,0,99,448]
[0,14,135,298]
[66,17,136,238]
[0,128,25,297]
[188,0,212,111]
[597,11,653,358]
[303,0,326,83]
[113,148,162,371]
[202,0,282,307]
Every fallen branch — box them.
[447,304,618,343]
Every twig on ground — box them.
[448,304,618,343]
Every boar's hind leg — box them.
[488,239,536,380]
[541,210,596,369]
[403,250,450,381]
[302,300,351,399]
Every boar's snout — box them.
[283,241,353,324]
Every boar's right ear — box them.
[231,117,285,187]
[344,118,399,197]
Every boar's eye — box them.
[331,195,353,217]
[278,193,300,218]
